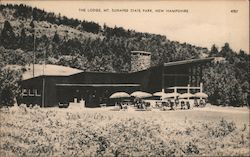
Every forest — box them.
[0,4,249,106]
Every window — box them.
[35,89,41,96]
[22,89,28,96]
[28,89,34,96]
[22,89,41,97]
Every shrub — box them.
[207,118,236,138]
[0,68,22,107]
[0,109,249,156]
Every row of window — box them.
[22,89,41,97]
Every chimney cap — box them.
[131,51,151,55]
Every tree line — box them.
[0,19,206,72]
[203,44,249,106]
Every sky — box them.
[2,0,249,52]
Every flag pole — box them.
[33,25,35,77]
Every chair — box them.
[186,101,191,109]
[100,103,106,108]
[194,99,199,107]
[155,101,162,108]
[199,99,205,107]
[181,101,185,110]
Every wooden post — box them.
[195,65,198,87]
[200,83,203,100]
[162,65,165,93]
[162,88,164,93]
[33,29,36,77]
[42,76,45,107]
[174,87,177,99]
[200,83,203,93]
[199,64,203,84]
[190,66,193,86]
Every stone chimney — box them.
[130,51,151,72]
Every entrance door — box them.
[86,89,99,107]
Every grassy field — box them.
[0,105,249,156]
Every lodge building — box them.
[19,51,214,107]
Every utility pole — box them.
[30,19,36,77]
[33,30,36,77]
[162,64,165,93]
[42,76,45,108]
[42,41,47,108]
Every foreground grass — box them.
[0,106,249,156]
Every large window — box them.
[163,64,203,89]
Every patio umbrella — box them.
[162,92,180,99]
[179,93,195,99]
[194,92,208,98]
[153,92,167,97]
[131,91,152,99]
[109,92,130,99]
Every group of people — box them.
[115,101,129,110]
[161,97,206,110]
[160,98,188,110]
[194,98,206,107]
[134,98,150,110]
[115,98,151,110]
[114,97,206,111]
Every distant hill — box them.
[0,4,209,73]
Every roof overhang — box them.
[56,84,141,87]
[164,57,214,67]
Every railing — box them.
[167,83,203,94]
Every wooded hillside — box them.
[0,4,209,72]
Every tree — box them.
[19,28,27,50]
[81,21,101,34]
[0,68,22,106]
[219,43,234,60]
[209,44,219,57]
[203,62,246,106]
[32,7,38,20]
[52,31,60,43]
[30,20,35,29]
[0,21,17,49]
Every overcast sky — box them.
[3,0,249,52]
